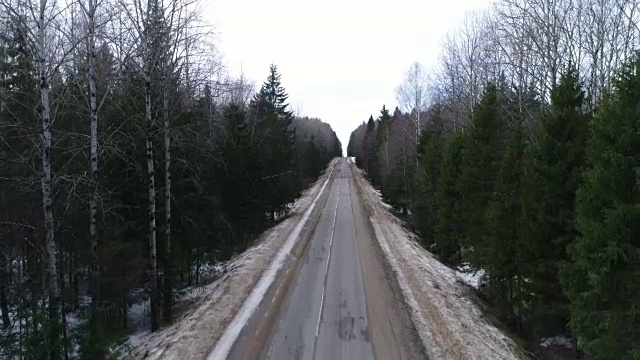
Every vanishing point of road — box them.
[225,158,424,360]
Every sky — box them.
[207,0,492,153]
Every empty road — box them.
[226,159,423,360]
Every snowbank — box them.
[122,159,338,360]
[457,263,486,290]
[352,164,525,360]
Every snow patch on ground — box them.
[369,186,393,210]
[540,335,573,349]
[121,159,338,360]
[456,263,486,290]
[192,262,225,284]
[352,165,525,360]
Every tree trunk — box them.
[144,55,159,333]
[208,95,215,147]
[87,0,101,344]
[0,250,10,330]
[38,0,62,356]
[162,90,173,323]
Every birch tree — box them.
[396,62,429,151]
[0,0,81,355]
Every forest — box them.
[0,0,341,355]
[348,0,640,358]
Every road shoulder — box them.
[349,171,426,360]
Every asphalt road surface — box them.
[226,159,424,360]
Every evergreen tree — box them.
[302,136,324,180]
[435,132,465,264]
[458,84,506,268]
[374,105,391,191]
[486,124,529,331]
[413,105,445,248]
[530,68,589,337]
[363,115,377,178]
[561,58,640,359]
[347,132,355,157]
[218,103,266,251]
[252,65,298,222]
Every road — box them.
[226,159,424,360]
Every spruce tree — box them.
[561,58,640,359]
[363,115,377,178]
[414,105,445,248]
[530,68,589,336]
[486,124,528,330]
[218,103,266,251]
[252,65,297,222]
[374,106,391,191]
[458,84,506,268]
[435,132,465,264]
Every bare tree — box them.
[396,62,430,150]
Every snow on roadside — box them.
[457,263,486,290]
[121,159,338,360]
[352,164,525,360]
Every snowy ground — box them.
[120,159,337,360]
[540,335,573,349]
[456,263,486,290]
[351,164,526,360]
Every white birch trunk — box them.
[144,47,159,332]
[162,88,172,322]
[164,94,170,252]
[86,0,100,334]
[38,0,61,354]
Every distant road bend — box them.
[214,158,423,360]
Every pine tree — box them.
[561,58,640,359]
[530,68,589,337]
[435,132,465,264]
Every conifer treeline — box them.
[348,62,640,358]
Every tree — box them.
[396,62,429,150]
[363,115,376,177]
[458,84,506,268]
[252,65,297,222]
[435,132,465,264]
[413,105,445,248]
[0,0,82,355]
[561,58,640,359]
[217,103,266,251]
[529,68,589,337]
[374,105,392,193]
[485,124,529,331]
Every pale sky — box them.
[207,0,492,153]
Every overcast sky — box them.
[207,0,492,153]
